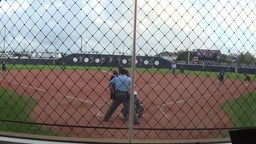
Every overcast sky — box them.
[0,0,255,55]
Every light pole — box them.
[3,26,6,53]
[187,49,190,64]
[80,35,83,53]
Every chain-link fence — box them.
[0,0,256,143]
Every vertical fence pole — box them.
[128,0,138,143]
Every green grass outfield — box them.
[5,64,256,81]
[1,64,256,135]
[221,91,256,127]
[0,87,59,136]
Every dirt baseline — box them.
[1,69,255,140]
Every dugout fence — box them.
[0,0,256,143]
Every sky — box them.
[0,0,255,56]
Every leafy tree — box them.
[218,54,227,63]
[176,50,192,61]
[237,52,255,64]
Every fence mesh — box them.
[0,0,256,143]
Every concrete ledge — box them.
[0,131,231,144]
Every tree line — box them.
[175,50,256,64]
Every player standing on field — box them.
[218,70,225,84]
[104,68,140,125]
[244,72,251,82]
[2,59,7,77]
[120,70,144,121]
[108,70,118,105]
[121,91,144,121]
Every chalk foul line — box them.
[64,95,93,104]
[5,79,47,92]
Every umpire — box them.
[104,68,140,125]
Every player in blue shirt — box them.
[104,68,140,125]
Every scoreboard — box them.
[192,49,220,61]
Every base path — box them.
[0,69,255,140]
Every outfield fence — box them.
[0,0,256,143]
